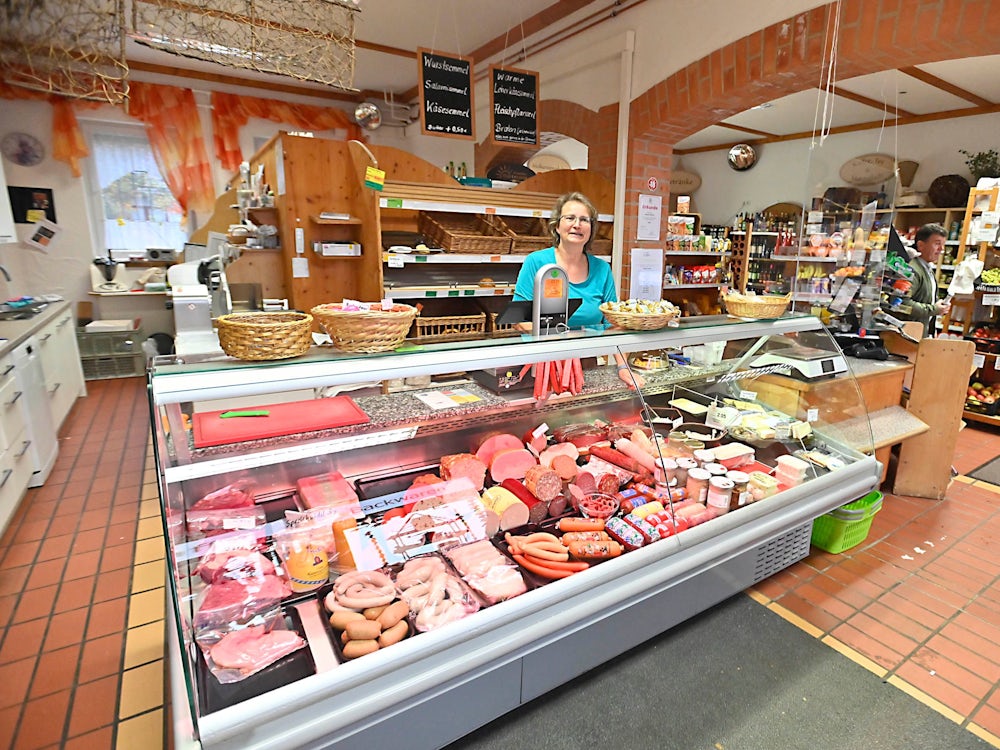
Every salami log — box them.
[522,424,549,456]
[565,483,585,511]
[547,491,568,517]
[500,478,548,524]
[475,433,524,466]
[586,455,640,484]
[574,470,597,496]
[439,453,487,491]
[524,465,562,503]
[489,448,538,484]
[589,445,643,475]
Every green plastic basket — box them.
[811,491,883,554]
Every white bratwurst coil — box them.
[326,570,395,611]
[396,556,479,631]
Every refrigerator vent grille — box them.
[752,522,811,583]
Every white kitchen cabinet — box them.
[36,307,86,428]
[0,353,31,536]
[148,313,879,750]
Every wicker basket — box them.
[216,311,313,361]
[488,311,520,337]
[724,293,792,319]
[599,303,680,331]
[418,212,512,254]
[414,313,486,340]
[311,303,418,353]
[481,214,552,254]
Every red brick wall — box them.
[485,0,1000,296]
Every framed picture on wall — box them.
[24,218,59,251]
[7,185,56,224]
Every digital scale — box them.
[749,346,847,381]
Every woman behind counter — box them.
[512,191,642,389]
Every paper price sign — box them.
[982,293,1000,307]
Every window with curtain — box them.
[83,124,187,256]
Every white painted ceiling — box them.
[120,2,999,153]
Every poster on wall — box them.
[418,48,475,140]
[489,65,539,147]
[7,186,56,224]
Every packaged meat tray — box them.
[442,539,529,604]
[318,581,415,661]
[196,607,314,714]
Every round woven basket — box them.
[600,303,680,331]
[216,311,313,361]
[311,303,418,353]
[724,293,791,319]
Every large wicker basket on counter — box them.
[724,293,792,319]
[599,303,680,331]
[311,303,419,352]
[216,311,313,360]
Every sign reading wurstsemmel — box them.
[489,65,539,147]
[418,48,475,140]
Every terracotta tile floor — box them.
[752,422,1000,747]
[0,376,999,748]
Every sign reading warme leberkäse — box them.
[419,48,475,140]
[489,65,539,147]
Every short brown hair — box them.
[547,192,599,253]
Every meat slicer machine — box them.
[167,255,232,357]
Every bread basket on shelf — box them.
[311,303,418,353]
[599,301,681,331]
[724,293,792,319]
[215,311,313,361]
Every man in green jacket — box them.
[902,223,951,337]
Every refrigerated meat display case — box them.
[148,312,879,749]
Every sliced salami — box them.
[574,470,597,496]
[524,465,562,503]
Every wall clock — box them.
[1,132,45,167]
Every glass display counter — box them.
[148,313,879,749]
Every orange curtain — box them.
[128,81,216,217]
[0,82,97,177]
[211,91,362,172]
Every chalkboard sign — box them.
[489,65,539,147]
[418,48,475,140]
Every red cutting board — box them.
[192,396,370,448]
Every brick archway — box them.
[619,0,1000,295]
[474,99,619,181]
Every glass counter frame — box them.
[148,313,880,749]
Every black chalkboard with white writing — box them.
[418,48,475,140]
[489,65,539,147]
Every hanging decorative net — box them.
[0,0,129,104]
[131,0,359,91]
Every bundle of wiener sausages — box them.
[524,358,585,401]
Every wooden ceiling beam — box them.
[834,87,915,117]
[674,102,1000,155]
[900,65,994,107]
[716,122,776,138]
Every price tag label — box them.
[973,353,986,369]
[739,389,757,401]
[806,408,819,423]
[387,254,404,268]
[982,293,1000,306]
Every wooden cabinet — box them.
[230,136,617,323]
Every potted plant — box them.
[959,149,1000,181]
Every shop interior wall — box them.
[677,111,1000,225]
